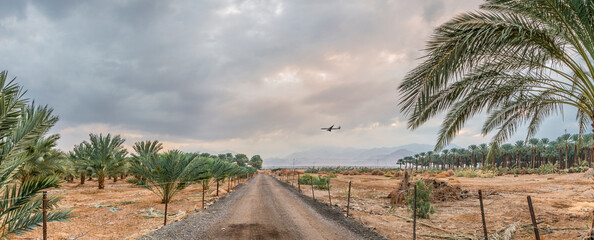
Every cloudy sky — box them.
[0,0,581,158]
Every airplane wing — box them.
[321,128,329,130]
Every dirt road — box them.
[141,174,385,240]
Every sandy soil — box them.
[16,177,238,240]
[286,171,594,240]
[13,171,594,240]
[143,175,385,240]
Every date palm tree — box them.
[0,72,71,237]
[131,150,211,203]
[399,0,594,155]
[514,141,525,168]
[80,134,128,189]
[211,160,235,196]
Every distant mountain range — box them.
[264,143,461,168]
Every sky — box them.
[0,0,581,158]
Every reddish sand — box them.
[283,171,594,240]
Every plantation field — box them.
[17,178,233,240]
[12,171,594,240]
[285,171,594,239]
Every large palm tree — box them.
[399,0,594,157]
[0,72,71,237]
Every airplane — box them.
[321,124,341,132]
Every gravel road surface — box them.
[140,174,386,240]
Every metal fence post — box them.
[527,196,540,240]
[43,191,47,240]
[479,190,488,240]
[346,181,352,217]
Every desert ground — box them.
[141,175,383,240]
[14,170,594,240]
[17,178,237,240]
[285,170,594,240]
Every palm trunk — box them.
[80,172,86,185]
[98,173,105,189]
[565,145,569,169]
[216,180,219,196]
[481,153,485,168]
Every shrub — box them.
[407,180,435,219]
[126,178,145,186]
[327,172,337,178]
[371,169,385,175]
[298,174,330,189]
[454,168,495,178]
[527,163,558,175]
[566,160,590,173]
[384,174,392,178]
[357,167,373,173]
[304,168,319,173]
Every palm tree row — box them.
[66,135,262,190]
[398,133,594,170]
[0,71,263,237]
[129,140,257,204]
[398,0,594,170]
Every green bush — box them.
[298,174,330,189]
[454,168,495,178]
[527,163,558,175]
[304,168,319,173]
[407,180,435,219]
[126,178,145,186]
[567,160,591,173]
[327,172,337,178]
[384,174,392,178]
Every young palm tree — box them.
[399,0,594,156]
[0,72,71,237]
[69,143,92,185]
[81,134,128,189]
[130,150,211,203]
[211,160,235,196]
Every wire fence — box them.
[9,171,594,239]
[270,170,594,240]
[9,174,257,240]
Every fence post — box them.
[346,181,352,217]
[527,196,540,240]
[43,191,47,240]
[202,180,206,209]
[327,181,332,205]
[311,175,315,201]
[298,173,301,192]
[413,184,417,240]
[164,194,168,226]
[590,210,594,240]
[479,190,488,240]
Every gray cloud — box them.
[4,0,577,158]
